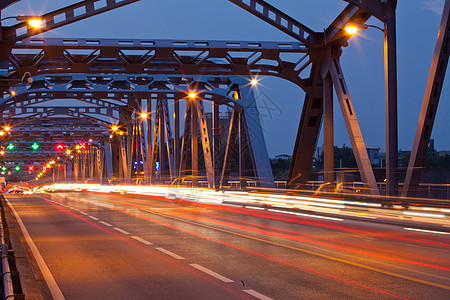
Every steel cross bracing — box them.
[2,1,443,195]
[0,0,141,41]
[1,73,273,187]
[0,1,378,191]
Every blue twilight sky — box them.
[3,0,449,157]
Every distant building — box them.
[438,150,450,157]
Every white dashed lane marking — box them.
[156,247,185,260]
[88,216,99,221]
[113,227,130,235]
[99,221,113,227]
[189,264,233,282]
[243,289,274,300]
[131,236,153,245]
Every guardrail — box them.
[0,201,14,300]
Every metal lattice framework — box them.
[0,0,447,196]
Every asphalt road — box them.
[4,191,450,299]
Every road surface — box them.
[4,191,450,299]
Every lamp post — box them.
[344,1,399,197]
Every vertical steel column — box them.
[146,99,152,184]
[288,66,323,188]
[89,145,94,181]
[191,98,198,186]
[149,100,160,183]
[158,99,165,182]
[212,102,221,189]
[384,0,399,196]
[402,0,450,198]
[238,113,247,189]
[162,100,175,181]
[220,110,239,188]
[323,73,334,190]
[104,143,113,181]
[174,99,180,177]
[179,101,192,182]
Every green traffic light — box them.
[31,142,39,150]
[1,166,6,171]
[15,166,20,171]
[7,143,15,150]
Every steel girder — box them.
[2,38,309,91]
[227,0,317,46]
[402,0,450,198]
[1,0,140,41]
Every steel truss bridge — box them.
[0,0,448,198]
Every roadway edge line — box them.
[5,197,66,300]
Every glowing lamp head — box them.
[250,78,258,86]
[112,125,119,132]
[4,126,10,131]
[10,91,15,96]
[27,18,43,29]
[140,112,148,119]
[0,132,4,136]
[0,151,4,155]
[344,25,359,35]
[188,92,197,99]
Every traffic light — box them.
[79,143,86,150]
[27,165,35,172]
[1,166,6,171]
[7,143,15,150]
[31,142,39,150]
[15,166,20,171]
[56,143,65,151]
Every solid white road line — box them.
[131,236,153,245]
[243,289,274,300]
[99,221,113,227]
[156,247,185,260]
[404,228,450,235]
[189,264,233,282]
[113,227,130,235]
[5,198,65,300]
[88,216,99,221]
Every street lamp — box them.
[1,16,43,29]
[344,23,384,35]
[344,17,399,197]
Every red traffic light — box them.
[79,143,86,150]
[27,165,35,172]
[56,143,65,151]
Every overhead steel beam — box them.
[2,0,140,41]
[228,0,316,45]
[3,38,308,90]
[402,0,450,198]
